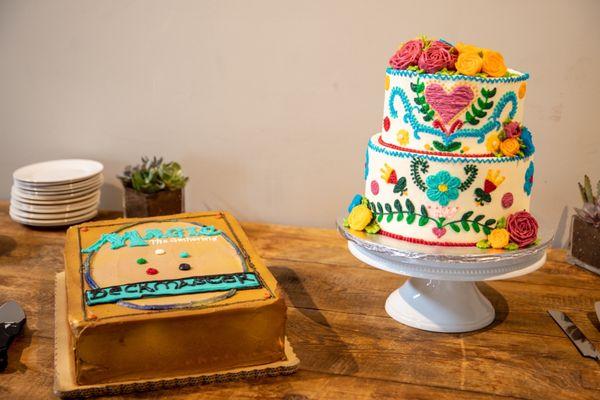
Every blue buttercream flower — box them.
[426,171,461,206]
[348,194,363,213]
[524,162,534,195]
[521,127,535,157]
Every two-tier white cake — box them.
[346,37,538,250]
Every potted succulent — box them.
[118,156,189,217]
[569,175,600,274]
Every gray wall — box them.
[1,0,599,245]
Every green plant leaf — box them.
[393,199,402,213]
[393,177,407,193]
[449,223,460,233]
[414,96,425,105]
[418,215,429,226]
[472,223,480,233]
[385,203,392,214]
[473,214,485,223]
[377,214,383,222]
[406,214,416,225]
[461,220,470,231]
[386,214,393,223]
[471,104,486,118]
[420,205,428,218]
[446,142,462,152]
[376,202,383,214]
[397,212,404,222]
[482,225,492,235]
[484,218,497,226]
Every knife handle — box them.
[0,346,7,372]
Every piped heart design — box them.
[424,84,474,125]
[432,227,447,238]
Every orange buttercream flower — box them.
[500,137,521,157]
[482,51,507,77]
[455,52,483,76]
[488,228,510,249]
[455,42,482,56]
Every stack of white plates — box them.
[10,159,104,226]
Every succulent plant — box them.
[575,175,600,228]
[118,156,188,194]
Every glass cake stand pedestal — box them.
[337,219,552,333]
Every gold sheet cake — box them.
[63,212,289,385]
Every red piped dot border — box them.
[379,229,476,247]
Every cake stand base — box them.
[385,279,494,333]
[340,219,552,333]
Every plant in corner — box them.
[118,156,189,217]
[569,175,600,274]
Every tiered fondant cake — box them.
[346,37,538,249]
[63,212,294,386]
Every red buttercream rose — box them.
[417,41,457,73]
[507,211,538,247]
[503,121,522,138]
[389,39,423,70]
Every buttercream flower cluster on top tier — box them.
[389,36,513,78]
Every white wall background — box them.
[1,0,599,244]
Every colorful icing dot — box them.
[178,263,191,271]
[179,251,190,258]
[383,116,390,132]
[370,180,379,195]
[155,249,166,255]
[502,192,514,209]
[518,82,527,99]
[385,75,390,91]
[136,258,147,265]
[146,267,159,275]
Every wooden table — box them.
[0,201,599,399]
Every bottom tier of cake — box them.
[363,134,535,246]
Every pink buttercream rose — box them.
[417,41,457,73]
[507,211,538,247]
[389,39,423,70]
[503,121,522,138]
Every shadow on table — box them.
[457,282,510,336]
[587,311,600,333]
[0,235,17,257]
[269,265,359,375]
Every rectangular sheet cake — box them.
[63,212,288,385]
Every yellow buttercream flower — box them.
[397,129,409,145]
[518,82,527,99]
[500,137,520,157]
[488,228,510,249]
[482,51,507,77]
[455,52,483,76]
[455,42,482,56]
[347,204,373,231]
[486,133,501,153]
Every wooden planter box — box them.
[569,215,600,273]
[123,187,184,218]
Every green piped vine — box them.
[368,199,496,233]
[410,77,434,122]
[410,158,478,193]
[465,87,497,126]
[410,158,429,192]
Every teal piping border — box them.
[386,68,530,84]
[368,135,534,164]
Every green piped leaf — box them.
[406,199,415,214]
[406,214,416,225]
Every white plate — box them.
[10,204,98,220]
[9,209,98,227]
[15,174,103,192]
[15,177,103,195]
[11,190,100,206]
[13,159,103,184]
[10,196,100,213]
[11,185,100,201]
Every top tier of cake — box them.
[382,69,529,156]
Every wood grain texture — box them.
[0,202,598,399]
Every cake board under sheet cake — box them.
[54,272,299,398]
[55,211,298,396]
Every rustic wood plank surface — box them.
[0,201,598,399]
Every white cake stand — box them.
[337,219,552,333]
